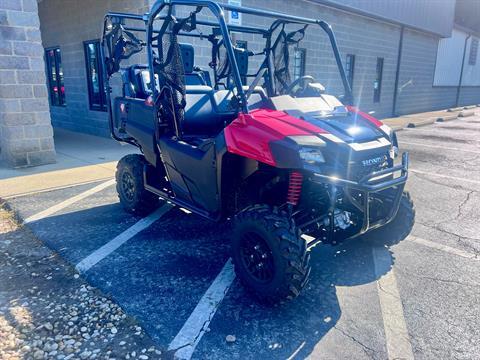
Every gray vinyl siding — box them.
[396,28,480,115]
[321,0,455,37]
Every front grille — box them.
[348,154,389,182]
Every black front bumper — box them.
[310,152,409,235]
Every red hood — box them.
[223,107,386,166]
[224,109,328,166]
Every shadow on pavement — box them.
[18,199,410,358]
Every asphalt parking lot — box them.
[5,113,480,359]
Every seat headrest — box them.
[234,47,249,77]
[179,43,194,74]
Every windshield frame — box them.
[146,0,353,112]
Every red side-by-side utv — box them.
[101,0,414,303]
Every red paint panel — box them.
[347,106,383,127]
[259,108,328,134]
[224,109,328,166]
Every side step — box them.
[143,165,217,221]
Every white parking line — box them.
[410,169,480,185]
[2,177,116,200]
[168,259,235,360]
[75,204,172,273]
[401,141,480,154]
[372,246,414,360]
[407,235,478,260]
[23,179,116,224]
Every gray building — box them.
[0,0,479,167]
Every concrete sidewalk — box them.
[0,129,137,199]
[381,106,479,131]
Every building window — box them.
[469,38,478,65]
[45,47,66,107]
[293,48,306,80]
[84,40,106,111]
[345,54,355,88]
[373,57,384,103]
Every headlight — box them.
[299,148,325,164]
[390,146,399,159]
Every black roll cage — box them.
[100,0,353,145]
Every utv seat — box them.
[121,65,149,98]
[179,43,211,87]
[183,85,236,136]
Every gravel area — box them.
[0,204,162,360]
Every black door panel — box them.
[158,137,219,213]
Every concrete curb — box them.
[458,110,475,118]
[447,107,464,112]
[406,117,437,128]
[436,114,458,122]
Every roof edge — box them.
[307,0,453,38]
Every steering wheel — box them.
[285,75,315,96]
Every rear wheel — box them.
[232,205,311,304]
[116,154,160,215]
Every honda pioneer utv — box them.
[101,0,414,303]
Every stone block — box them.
[6,10,40,27]
[22,0,38,12]
[2,125,24,140]
[0,0,22,11]
[24,124,53,139]
[17,70,47,84]
[33,85,48,98]
[27,149,56,166]
[0,25,26,41]
[0,84,33,98]
[0,10,6,25]
[21,98,49,112]
[0,112,35,126]
[29,56,44,70]
[0,39,11,54]
[8,138,40,153]
[0,70,15,84]
[0,99,20,112]
[34,111,53,125]
[13,41,43,56]
[25,28,40,41]
[0,55,28,69]
[4,151,29,167]
[40,136,54,151]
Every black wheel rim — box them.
[121,171,135,202]
[239,232,275,283]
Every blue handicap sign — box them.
[232,11,239,19]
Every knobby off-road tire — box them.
[370,191,415,245]
[116,154,160,216]
[232,205,311,304]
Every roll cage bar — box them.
[100,0,353,145]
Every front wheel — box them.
[369,191,415,245]
[116,154,160,216]
[232,205,311,304]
